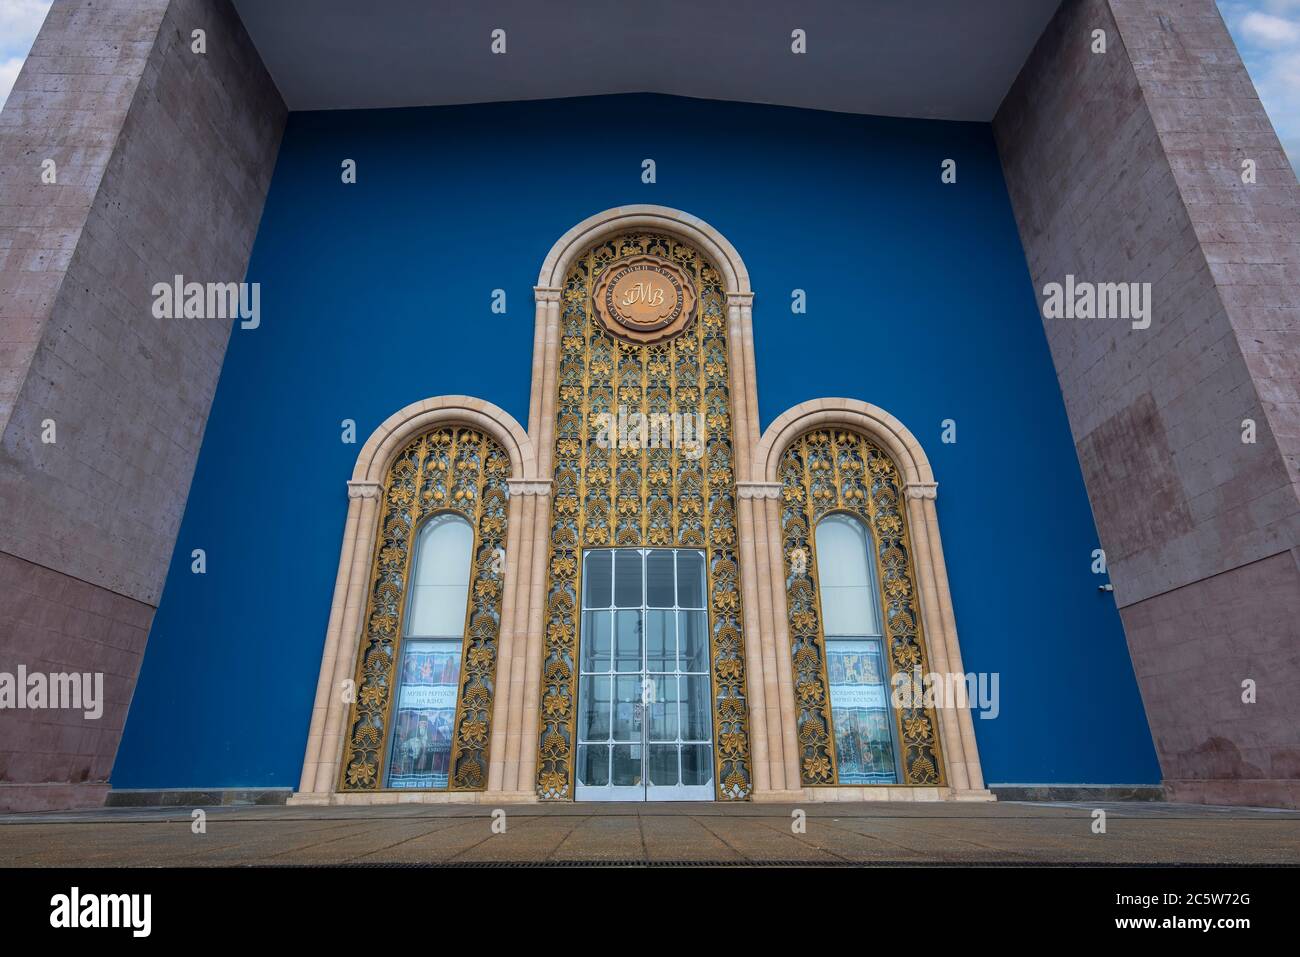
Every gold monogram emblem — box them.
[592,254,697,344]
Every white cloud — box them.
[0,1,53,49]
[0,56,24,110]
[1219,1,1300,173]
[1241,11,1300,45]
[0,0,51,111]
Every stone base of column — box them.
[949,789,997,802]
[750,790,807,803]
[286,792,332,807]
[288,789,543,807]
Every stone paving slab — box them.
[0,802,1296,867]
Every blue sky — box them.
[0,1,1295,169]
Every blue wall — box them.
[113,94,1160,788]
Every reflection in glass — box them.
[646,550,675,607]
[676,551,705,608]
[405,514,473,638]
[578,744,610,787]
[645,609,674,672]
[387,512,473,790]
[815,513,899,785]
[614,550,643,608]
[583,549,612,608]
[815,513,882,637]
[578,675,611,740]
[581,610,612,670]
[615,610,642,673]
[612,744,642,786]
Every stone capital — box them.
[507,479,553,497]
[346,480,383,500]
[725,291,755,307]
[904,482,938,501]
[736,481,783,500]
[533,286,562,303]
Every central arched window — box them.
[385,513,473,789]
[815,513,900,785]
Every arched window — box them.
[815,513,900,784]
[385,513,473,789]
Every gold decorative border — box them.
[339,427,510,791]
[779,429,945,787]
[535,232,752,801]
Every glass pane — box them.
[676,551,705,608]
[647,745,679,787]
[614,550,643,607]
[816,514,882,637]
[580,610,612,672]
[612,744,642,786]
[646,675,678,742]
[615,609,642,672]
[678,610,708,672]
[577,744,609,787]
[646,550,675,607]
[826,639,898,784]
[683,674,712,741]
[612,675,642,741]
[406,515,473,637]
[385,639,461,789]
[681,744,713,786]
[583,550,612,608]
[578,676,611,740]
[645,609,675,672]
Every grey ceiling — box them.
[232,0,1060,121]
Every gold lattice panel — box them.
[339,427,510,791]
[535,233,753,801]
[779,429,945,787]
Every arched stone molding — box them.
[529,205,759,479]
[353,395,537,485]
[290,396,540,805]
[749,398,993,802]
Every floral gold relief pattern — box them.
[780,429,945,787]
[340,427,509,792]
[535,233,753,801]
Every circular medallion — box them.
[592,254,697,345]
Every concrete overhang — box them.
[231,0,1062,121]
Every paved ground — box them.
[0,801,1296,866]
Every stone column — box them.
[995,0,1300,807]
[486,480,528,794]
[495,480,550,800]
[903,483,992,799]
[293,481,382,802]
[0,0,285,811]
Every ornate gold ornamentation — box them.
[536,233,752,800]
[339,426,510,792]
[591,253,697,345]
[779,429,946,787]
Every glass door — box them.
[575,548,715,801]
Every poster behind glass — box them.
[386,640,461,789]
[826,639,898,784]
